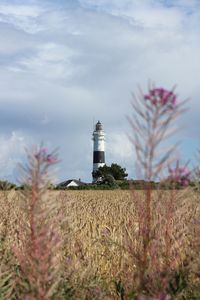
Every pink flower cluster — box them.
[144,88,177,109]
[168,164,190,187]
[34,147,58,164]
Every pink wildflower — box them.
[34,147,47,160]
[46,154,58,164]
[34,148,58,164]
[168,162,190,187]
[144,88,177,109]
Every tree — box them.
[103,174,118,188]
[93,163,128,181]
[110,163,128,180]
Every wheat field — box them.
[0,189,200,299]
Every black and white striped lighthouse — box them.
[92,120,105,180]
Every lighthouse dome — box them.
[96,120,103,131]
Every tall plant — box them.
[127,86,188,297]
[15,146,62,300]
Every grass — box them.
[0,189,199,299]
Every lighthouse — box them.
[92,120,105,181]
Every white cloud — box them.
[40,114,50,125]
[105,132,135,178]
[0,3,45,33]
[107,133,133,161]
[16,43,80,80]
[79,0,182,28]
[0,132,29,180]
[170,0,199,8]
[0,0,199,182]
[0,4,41,18]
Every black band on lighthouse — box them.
[93,151,105,163]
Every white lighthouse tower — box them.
[92,120,105,181]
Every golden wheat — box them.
[0,189,199,298]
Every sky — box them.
[0,0,200,183]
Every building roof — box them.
[57,179,87,187]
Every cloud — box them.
[0,0,199,182]
[106,132,134,177]
[0,2,45,33]
[80,0,183,30]
[0,131,29,180]
[107,132,133,161]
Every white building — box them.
[57,179,86,188]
